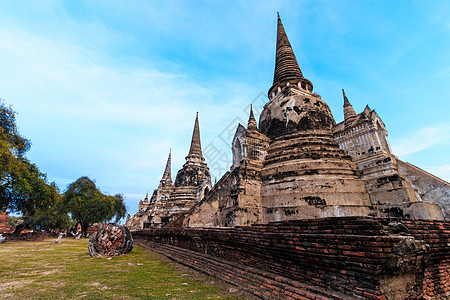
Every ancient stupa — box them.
[130,14,447,230]
[259,14,374,222]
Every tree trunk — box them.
[80,221,89,237]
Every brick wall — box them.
[133,217,449,299]
[0,210,11,233]
[398,219,450,298]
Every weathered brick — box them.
[132,217,450,299]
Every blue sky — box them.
[1,1,450,217]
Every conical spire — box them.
[343,89,351,107]
[186,112,205,163]
[342,89,356,123]
[273,13,303,86]
[144,191,149,202]
[247,104,258,131]
[188,113,202,156]
[268,13,312,98]
[161,150,172,182]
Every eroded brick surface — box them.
[0,209,11,234]
[133,217,450,299]
[88,223,133,256]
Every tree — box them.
[108,193,127,223]
[8,216,21,227]
[0,100,59,215]
[23,193,71,231]
[62,176,127,236]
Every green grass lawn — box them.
[0,238,248,299]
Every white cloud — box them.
[390,123,450,156]
[425,165,450,183]
[0,9,262,217]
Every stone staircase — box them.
[136,240,356,300]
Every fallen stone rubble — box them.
[88,224,133,256]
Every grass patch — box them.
[0,239,248,299]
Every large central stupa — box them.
[258,14,374,222]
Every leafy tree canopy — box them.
[8,216,22,228]
[62,176,127,235]
[0,100,60,215]
[23,192,72,231]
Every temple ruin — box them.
[129,14,450,299]
[128,113,212,229]
[128,14,448,230]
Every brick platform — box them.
[133,217,450,299]
[137,240,352,299]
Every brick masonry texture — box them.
[88,224,133,257]
[133,217,450,299]
[0,210,11,233]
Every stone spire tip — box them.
[342,89,351,107]
[269,13,312,97]
[247,104,258,131]
[161,150,172,183]
[342,89,356,122]
[186,113,204,161]
[273,14,303,85]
